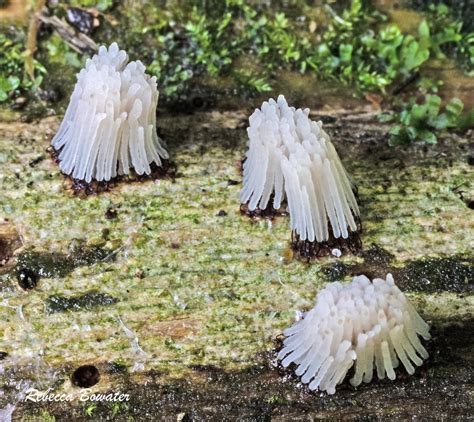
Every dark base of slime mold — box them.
[49,146,176,195]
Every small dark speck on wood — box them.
[72,365,100,388]
[17,268,38,290]
[29,155,44,167]
[105,208,118,220]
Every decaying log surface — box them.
[0,108,472,419]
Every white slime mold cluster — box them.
[278,274,431,394]
[52,43,168,182]
[240,95,359,242]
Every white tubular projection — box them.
[52,43,168,182]
[240,95,359,243]
[278,274,431,394]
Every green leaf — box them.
[456,108,474,129]
[425,95,441,117]
[0,76,15,98]
[378,112,394,122]
[401,37,430,71]
[97,0,113,12]
[430,113,449,130]
[389,125,402,136]
[339,44,353,63]
[350,0,362,15]
[7,76,20,91]
[406,126,418,140]
[418,20,430,50]
[418,129,437,144]
[409,104,426,122]
[445,97,464,117]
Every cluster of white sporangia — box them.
[52,43,168,182]
[278,274,431,394]
[240,95,359,242]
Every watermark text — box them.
[25,388,130,403]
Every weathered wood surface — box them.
[0,107,472,420]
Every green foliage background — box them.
[0,0,473,143]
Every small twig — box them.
[24,0,46,81]
[38,14,98,54]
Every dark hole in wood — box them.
[17,268,38,290]
[72,365,100,388]
[192,96,204,109]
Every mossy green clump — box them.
[2,0,472,116]
[0,28,46,103]
[109,0,471,102]
[411,2,474,73]
[69,0,114,12]
[380,95,474,145]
